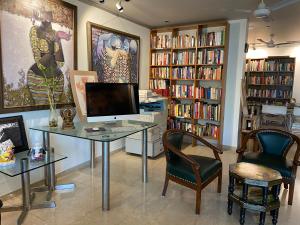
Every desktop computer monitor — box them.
[86,83,140,122]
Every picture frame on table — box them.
[0,0,77,114]
[0,115,28,154]
[69,70,98,122]
[87,21,140,84]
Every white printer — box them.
[125,90,168,157]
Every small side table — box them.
[228,162,282,225]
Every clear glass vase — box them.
[49,104,58,127]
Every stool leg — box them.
[259,212,266,225]
[239,208,246,225]
[227,175,234,215]
[272,209,279,225]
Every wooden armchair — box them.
[237,128,300,205]
[162,129,223,214]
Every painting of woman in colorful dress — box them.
[0,0,77,113]
[87,22,139,84]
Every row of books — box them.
[197,66,222,80]
[151,34,171,49]
[151,52,171,66]
[195,87,222,100]
[247,60,295,72]
[171,84,194,98]
[248,76,293,85]
[151,67,170,79]
[198,49,224,65]
[169,104,192,118]
[149,80,168,89]
[247,60,264,71]
[168,119,193,133]
[172,35,196,48]
[194,124,220,139]
[152,88,169,97]
[172,67,195,79]
[172,51,196,65]
[194,102,221,121]
[199,30,225,47]
[248,89,291,99]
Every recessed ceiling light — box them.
[99,0,105,3]
[164,20,169,23]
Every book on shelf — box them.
[171,84,194,98]
[247,88,291,99]
[172,67,195,79]
[197,66,222,80]
[194,102,221,121]
[199,30,225,47]
[195,87,222,100]
[172,34,196,48]
[151,34,172,49]
[149,79,168,89]
[198,49,224,64]
[168,119,193,132]
[170,103,192,118]
[151,67,170,79]
[172,51,196,65]
[264,60,277,71]
[151,52,170,65]
[195,124,220,139]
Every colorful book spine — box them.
[151,67,170,79]
[198,49,224,64]
[172,67,195,79]
[151,34,172,49]
[168,119,193,132]
[195,124,220,139]
[151,52,171,65]
[172,51,195,65]
[170,103,192,118]
[197,66,222,80]
[199,30,225,47]
[172,34,196,48]
[194,102,221,121]
[171,85,194,98]
[149,80,168,89]
[195,87,222,100]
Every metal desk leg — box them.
[142,130,148,183]
[90,140,96,168]
[102,142,110,211]
[39,132,75,194]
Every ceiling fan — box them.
[237,0,300,19]
[252,34,300,48]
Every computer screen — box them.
[86,83,140,119]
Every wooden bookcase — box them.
[149,21,229,144]
[245,56,295,115]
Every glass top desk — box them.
[30,120,157,211]
[0,150,66,225]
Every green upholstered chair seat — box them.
[167,155,222,184]
[239,152,293,178]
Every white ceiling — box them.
[81,0,300,44]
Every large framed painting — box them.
[87,22,140,84]
[0,0,77,113]
[69,70,98,122]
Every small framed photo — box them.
[0,115,28,154]
[69,70,98,121]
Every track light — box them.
[99,0,105,3]
[116,1,123,12]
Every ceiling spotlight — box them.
[99,0,105,3]
[116,1,124,12]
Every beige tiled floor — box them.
[1,145,300,225]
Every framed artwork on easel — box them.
[69,70,98,122]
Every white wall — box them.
[222,19,248,147]
[0,0,150,196]
[246,45,300,101]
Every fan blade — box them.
[257,38,269,44]
[270,0,300,11]
[276,42,291,46]
[235,9,252,13]
[286,40,300,44]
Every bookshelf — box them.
[245,56,295,115]
[149,21,229,144]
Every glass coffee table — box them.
[0,150,67,225]
[30,120,157,211]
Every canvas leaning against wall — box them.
[0,0,77,113]
[87,22,140,84]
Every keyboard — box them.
[109,126,137,133]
